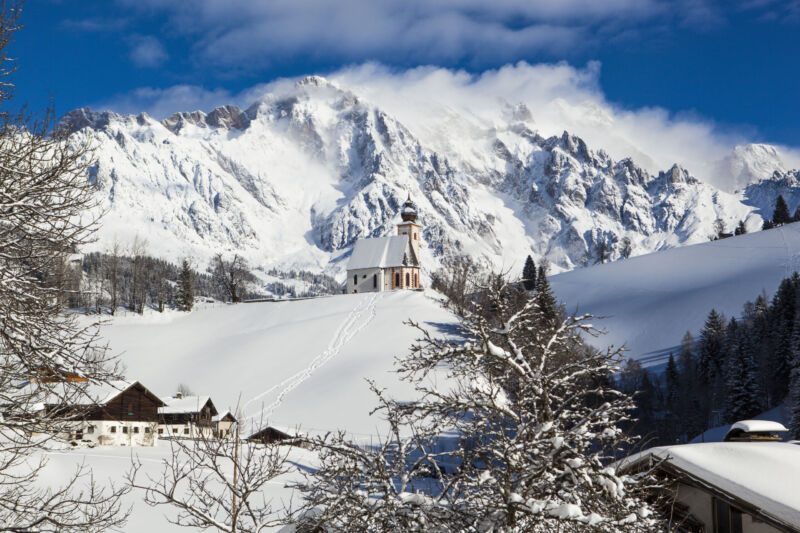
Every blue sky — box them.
[10,0,800,147]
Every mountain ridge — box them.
[61,76,799,278]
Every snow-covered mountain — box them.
[63,76,793,276]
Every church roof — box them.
[347,235,415,270]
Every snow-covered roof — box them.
[159,395,216,415]
[623,442,800,529]
[212,410,236,422]
[346,235,412,270]
[729,420,788,434]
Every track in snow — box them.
[243,293,382,425]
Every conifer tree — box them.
[735,220,747,235]
[773,195,792,226]
[176,259,195,311]
[698,309,728,427]
[522,255,536,291]
[535,264,559,329]
[789,319,800,439]
[723,320,762,423]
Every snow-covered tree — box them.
[295,276,669,532]
[0,4,127,529]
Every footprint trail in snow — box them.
[243,293,382,427]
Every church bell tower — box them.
[397,194,421,262]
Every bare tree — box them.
[108,239,121,315]
[212,254,255,303]
[620,237,633,259]
[0,3,128,529]
[295,277,670,532]
[128,419,290,532]
[130,235,147,314]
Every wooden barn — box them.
[247,425,305,446]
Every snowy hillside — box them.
[61,76,783,277]
[550,222,800,365]
[99,290,456,437]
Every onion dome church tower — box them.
[396,194,422,262]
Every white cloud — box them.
[94,85,237,118]
[114,0,713,69]
[94,61,800,191]
[129,35,168,68]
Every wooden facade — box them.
[84,383,163,422]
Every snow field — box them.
[550,223,800,365]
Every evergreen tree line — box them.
[622,272,800,443]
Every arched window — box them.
[353,274,357,286]
[415,273,418,287]
[373,274,377,289]
[395,273,400,288]
[406,273,410,287]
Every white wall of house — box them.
[66,420,158,447]
[676,482,785,533]
[157,422,215,439]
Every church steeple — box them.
[397,193,421,263]
[400,194,418,222]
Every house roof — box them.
[212,410,237,423]
[621,441,800,530]
[159,395,218,416]
[347,234,415,270]
[13,380,165,412]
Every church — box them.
[346,195,422,293]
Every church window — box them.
[395,273,400,288]
[415,273,418,287]
[406,273,410,287]
[353,274,357,286]
[373,274,377,289]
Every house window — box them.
[173,428,178,434]
[122,426,129,434]
[158,428,164,435]
[184,427,190,435]
[714,498,743,533]
[395,273,400,288]
[110,426,117,433]
[86,425,94,434]
[145,427,151,433]
[373,274,377,289]
[134,426,140,434]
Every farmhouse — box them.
[621,421,800,533]
[247,424,304,445]
[11,380,165,447]
[158,393,218,438]
[346,195,422,294]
